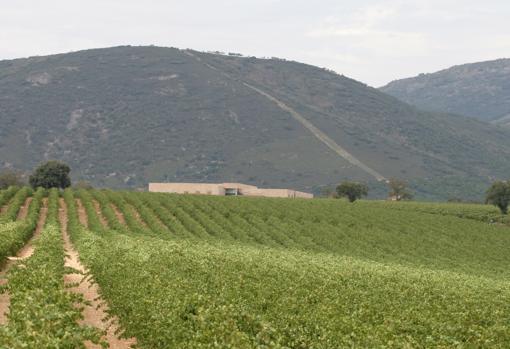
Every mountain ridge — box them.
[381,58,510,125]
[1,46,510,200]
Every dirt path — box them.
[0,198,48,325]
[16,197,33,220]
[59,199,136,349]
[92,200,108,229]
[184,50,386,182]
[76,199,88,228]
[110,203,126,226]
[241,81,387,181]
[129,204,148,228]
[0,205,8,215]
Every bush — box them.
[29,161,71,189]
[387,178,413,201]
[486,180,510,214]
[336,182,368,202]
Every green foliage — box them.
[0,187,32,222]
[336,181,368,202]
[75,189,105,233]
[381,58,510,122]
[62,190,510,348]
[486,180,510,214]
[29,161,71,189]
[0,170,24,189]
[5,188,510,347]
[0,188,44,264]
[0,189,103,347]
[0,186,19,208]
[2,47,510,200]
[387,178,413,201]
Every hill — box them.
[2,188,510,347]
[381,58,510,126]
[2,46,510,200]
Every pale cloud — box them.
[307,3,430,56]
[0,0,509,86]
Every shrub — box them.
[336,181,368,202]
[29,161,71,189]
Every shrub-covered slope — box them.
[381,58,510,125]
[2,47,510,200]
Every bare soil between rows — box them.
[129,203,148,228]
[59,198,136,348]
[93,199,109,228]
[76,198,89,228]
[16,197,33,221]
[111,203,126,226]
[0,198,48,325]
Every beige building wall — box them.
[148,182,313,199]
[291,190,314,199]
[148,183,225,195]
[222,183,259,191]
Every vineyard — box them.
[1,187,510,348]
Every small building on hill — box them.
[148,182,313,199]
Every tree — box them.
[387,178,413,201]
[29,161,71,189]
[486,180,510,215]
[0,170,24,189]
[336,181,368,202]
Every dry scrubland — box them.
[1,187,510,348]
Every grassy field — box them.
[1,188,510,347]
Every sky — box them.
[1,0,510,87]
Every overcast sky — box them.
[1,0,509,86]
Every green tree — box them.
[387,178,413,201]
[486,180,510,214]
[29,161,71,189]
[0,170,24,189]
[336,181,368,202]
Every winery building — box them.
[148,182,313,199]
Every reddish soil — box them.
[130,204,148,228]
[110,203,126,226]
[16,197,33,220]
[59,199,136,349]
[92,200,108,229]
[76,199,88,228]
[0,198,48,325]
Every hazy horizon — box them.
[2,0,510,87]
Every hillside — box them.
[2,46,510,199]
[381,58,510,126]
[2,188,510,347]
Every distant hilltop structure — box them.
[148,182,313,199]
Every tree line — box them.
[333,178,510,215]
[1,161,510,215]
[0,161,91,191]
